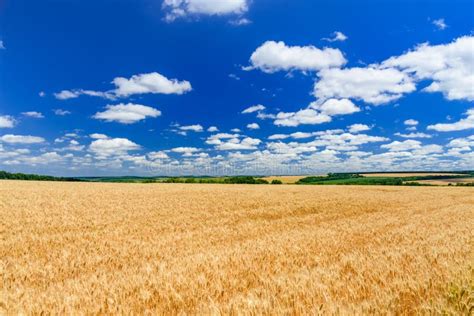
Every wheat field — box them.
[1,180,473,314]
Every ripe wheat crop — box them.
[1,181,473,314]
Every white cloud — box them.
[89,133,108,139]
[381,140,422,152]
[113,72,192,97]
[427,108,474,132]
[231,128,241,133]
[39,91,46,97]
[148,151,169,160]
[323,31,348,42]
[179,124,204,132]
[0,116,15,128]
[53,109,71,116]
[54,90,79,100]
[217,137,261,150]
[163,0,249,21]
[395,132,432,139]
[242,104,265,114]
[0,40,5,50]
[22,111,44,118]
[54,89,115,100]
[247,41,346,73]
[433,18,447,30]
[404,119,419,126]
[171,147,200,156]
[93,103,161,124]
[382,36,474,101]
[314,67,416,105]
[268,134,289,140]
[206,133,260,151]
[256,112,276,120]
[207,126,219,132]
[230,18,252,26]
[310,98,360,116]
[0,134,45,144]
[348,124,371,133]
[247,123,260,129]
[206,133,240,144]
[447,135,474,148]
[89,138,140,156]
[55,72,192,100]
[290,132,313,139]
[274,109,332,127]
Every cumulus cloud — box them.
[206,133,261,150]
[271,99,358,128]
[113,72,192,97]
[0,134,45,144]
[54,89,114,100]
[246,41,346,73]
[89,133,108,139]
[171,147,200,156]
[148,151,169,160]
[310,98,360,116]
[427,108,474,132]
[314,67,416,105]
[55,72,192,100]
[274,109,332,127]
[242,104,265,114]
[178,124,204,132]
[89,138,141,157]
[0,40,5,50]
[53,109,71,116]
[207,126,219,132]
[381,140,422,152]
[323,31,348,42]
[382,36,474,101]
[348,124,371,133]
[22,111,44,118]
[162,0,249,21]
[404,119,419,126]
[395,132,432,138]
[93,103,161,124]
[229,18,252,26]
[0,116,15,128]
[247,123,260,129]
[432,18,447,30]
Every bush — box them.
[271,179,283,185]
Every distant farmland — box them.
[1,181,473,314]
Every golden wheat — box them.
[1,180,473,314]
[360,172,465,177]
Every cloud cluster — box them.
[206,133,261,150]
[383,36,474,101]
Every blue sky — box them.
[0,0,473,176]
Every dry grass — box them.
[1,180,473,314]
[361,172,465,177]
